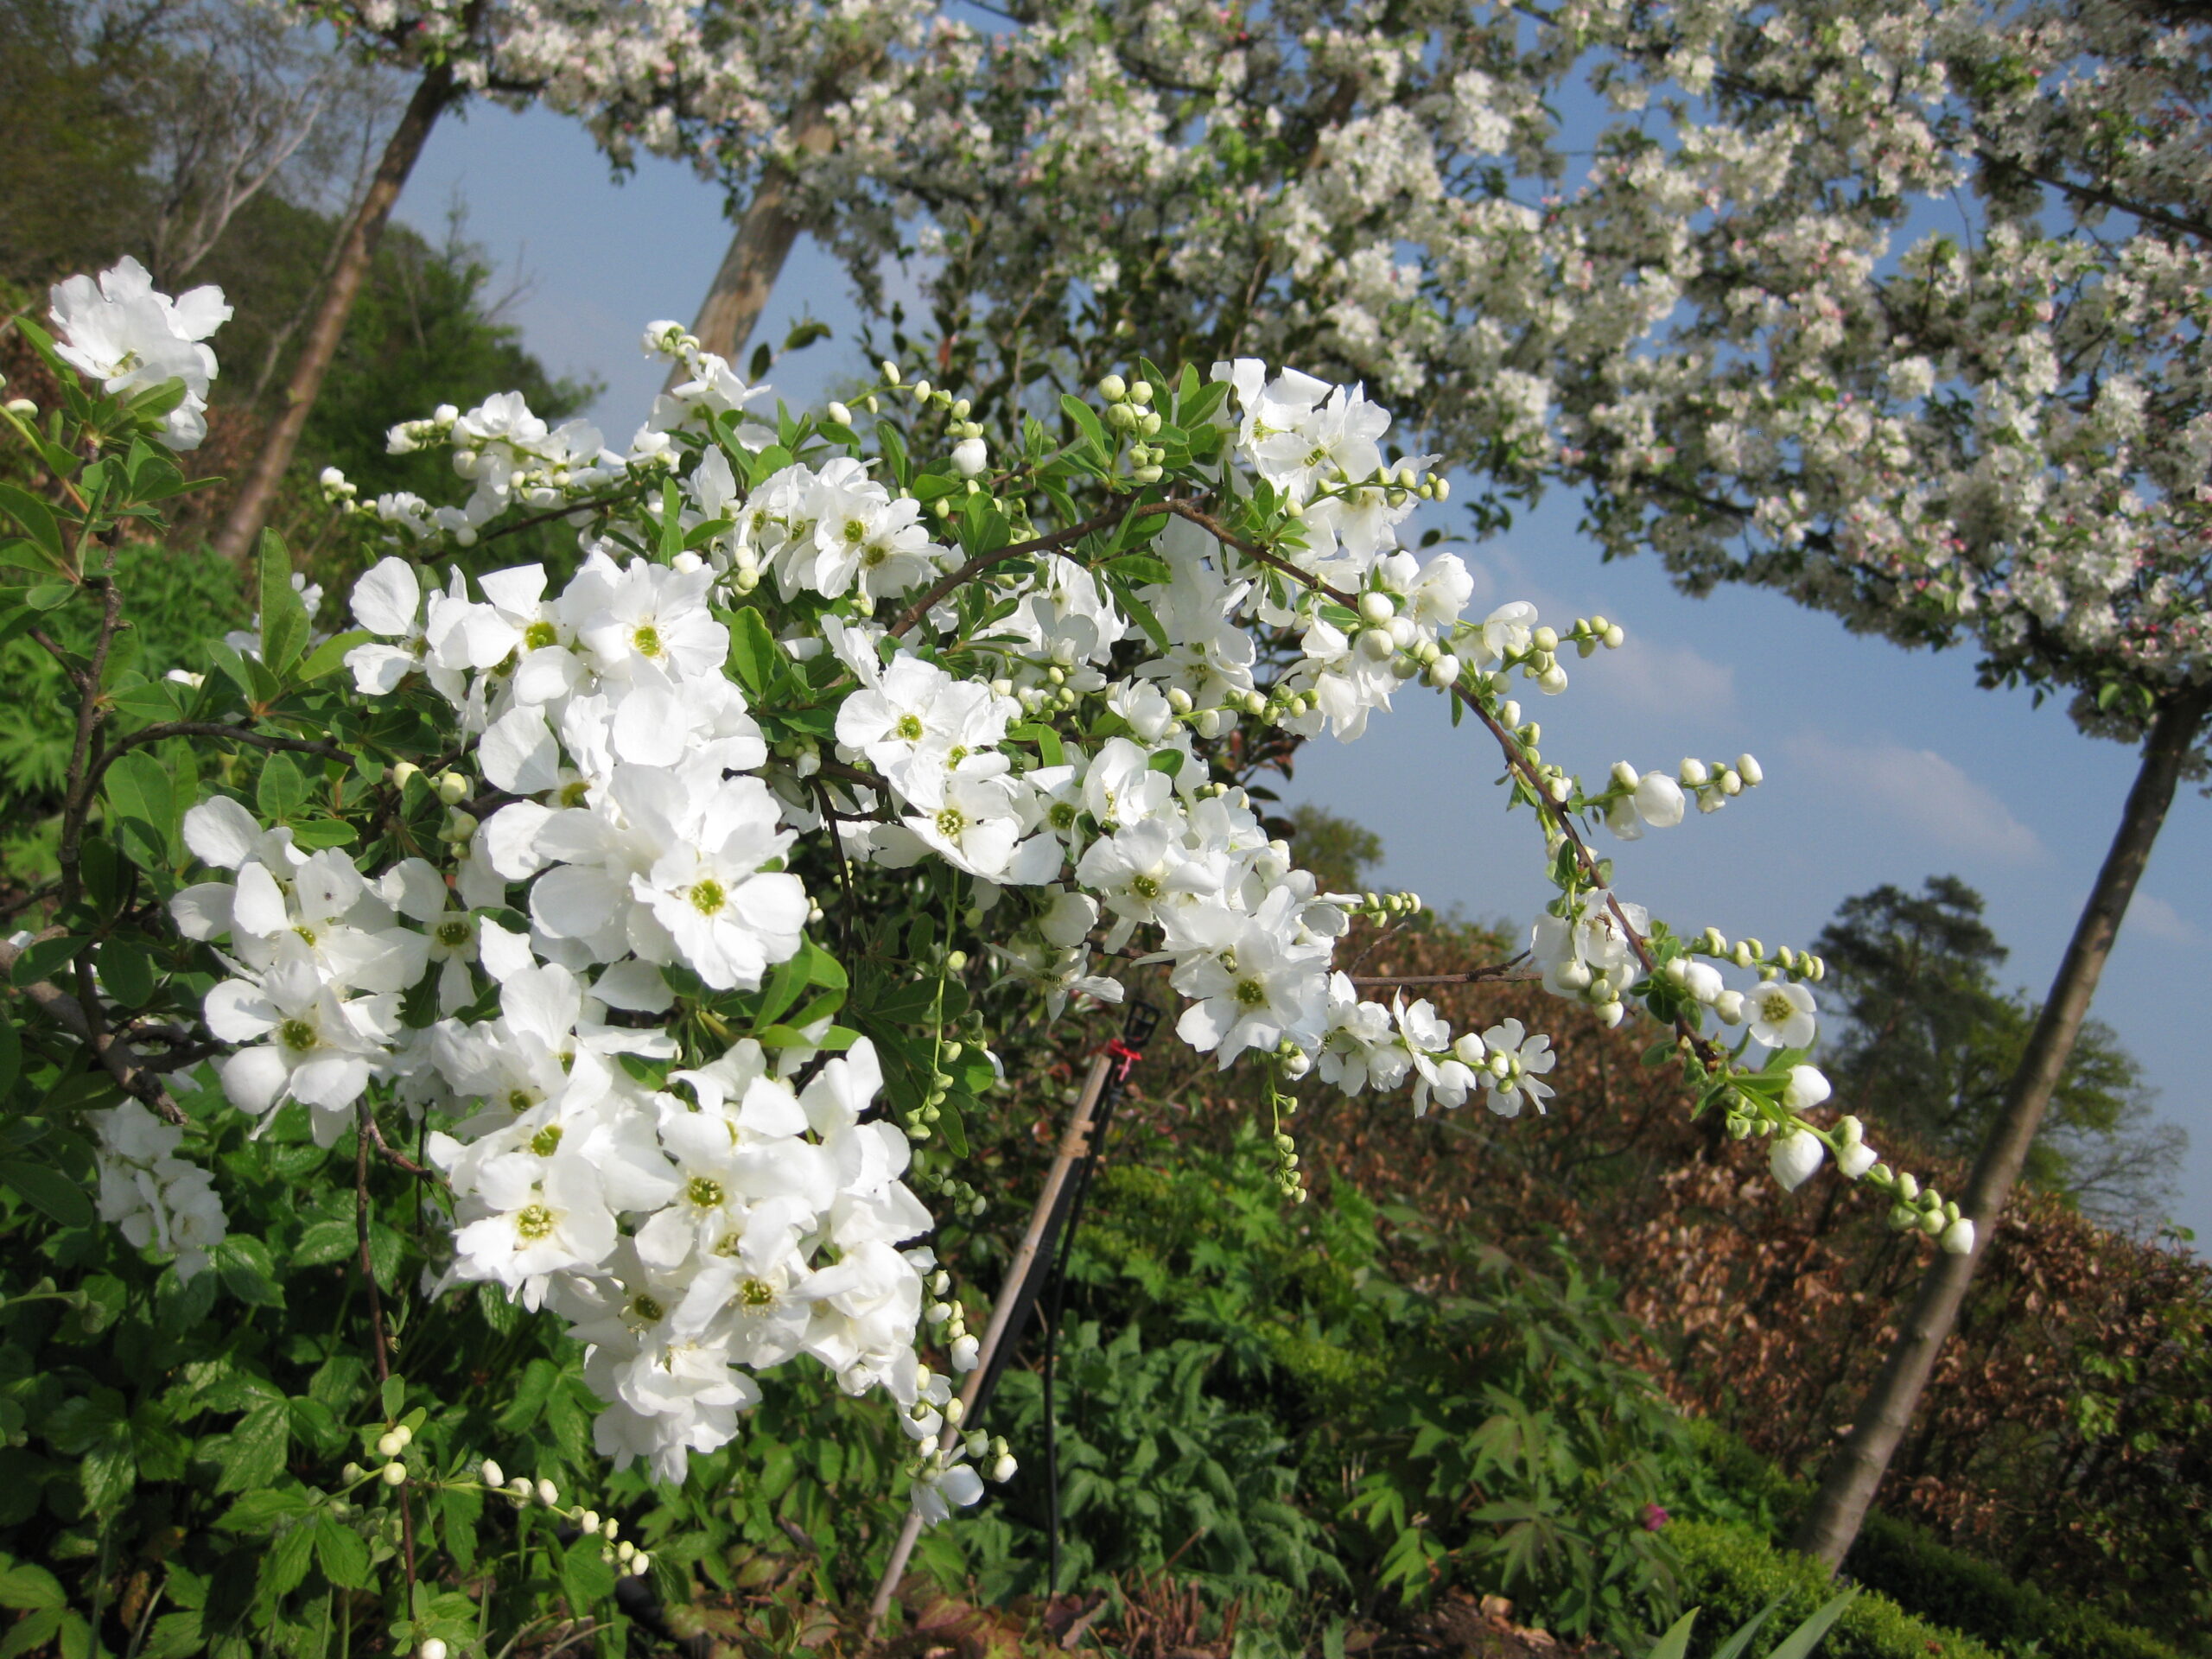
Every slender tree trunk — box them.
[1790,680,2212,1570]
[670,92,839,391]
[211,61,454,569]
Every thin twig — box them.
[354,1103,419,1598]
[887,505,1142,638]
[0,933,190,1124]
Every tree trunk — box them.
[671,92,840,388]
[210,61,454,569]
[1789,679,2212,1571]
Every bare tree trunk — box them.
[1790,679,2212,1571]
[211,61,454,569]
[671,92,840,388]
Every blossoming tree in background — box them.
[1541,0,2212,1568]
[702,0,2209,1573]
[0,256,1973,1643]
[209,0,973,569]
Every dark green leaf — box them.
[214,1400,290,1494]
[0,1160,93,1227]
[256,753,307,822]
[215,1236,285,1307]
[727,606,780,699]
[313,1516,372,1589]
[257,531,309,676]
[296,630,372,683]
[259,1522,315,1599]
[293,1217,359,1268]
[0,1561,63,1611]
[98,940,156,1008]
[561,1535,617,1612]
[0,486,63,565]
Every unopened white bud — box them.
[1839,1141,1879,1180]
[1679,757,1710,786]
[1782,1065,1831,1112]
[1359,591,1395,624]
[951,437,988,477]
[536,1478,558,1508]
[1769,1129,1825,1192]
[991,1452,1019,1483]
[826,401,852,426]
[1537,664,1569,695]
[1736,753,1763,786]
[1611,760,1640,789]
[419,1641,448,1659]
[1594,999,1625,1027]
[1940,1217,1976,1255]
[1603,623,1625,648]
[1097,374,1128,402]
[382,1462,408,1486]
[580,1510,601,1535]
[950,1333,980,1371]
[880,361,902,385]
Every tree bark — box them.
[670,92,841,388]
[1789,678,2212,1570]
[210,60,455,569]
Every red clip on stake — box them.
[1104,1038,1145,1083]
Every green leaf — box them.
[1643,1610,1698,1659]
[292,1217,359,1268]
[561,1535,618,1612]
[0,1561,63,1611]
[256,753,308,822]
[0,486,63,566]
[1010,722,1065,766]
[257,531,308,676]
[98,940,156,1008]
[259,1522,315,1600]
[0,1160,93,1227]
[215,1236,285,1307]
[105,751,176,845]
[23,583,73,613]
[296,630,372,683]
[1764,1590,1858,1659]
[214,1400,290,1495]
[8,934,81,988]
[660,479,683,562]
[313,1516,371,1589]
[0,1607,61,1659]
[1707,1601,1780,1659]
[728,605,780,698]
[1058,393,1113,455]
[79,1434,136,1510]
[0,1007,16,1097]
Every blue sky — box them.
[399,103,2212,1243]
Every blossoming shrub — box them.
[0,259,1974,1650]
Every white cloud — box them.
[1784,734,2046,867]
[1581,636,1738,715]
[2130,894,2196,944]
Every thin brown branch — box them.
[1350,963,1541,989]
[887,505,1140,638]
[0,934,189,1124]
[354,1103,419,1596]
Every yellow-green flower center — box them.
[514,1204,555,1242]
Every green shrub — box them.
[1672,1519,2000,1659]
[1679,1425,2189,1659]
[1847,1510,2186,1659]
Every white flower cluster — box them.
[18,245,1956,1516]
[46,257,231,449]
[90,1100,229,1281]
